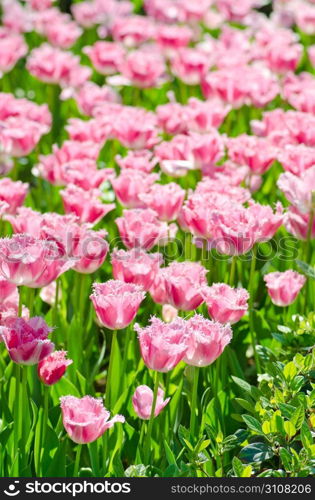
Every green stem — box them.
[189,367,200,438]
[229,256,237,287]
[52,278,60,326]
[18,288,23,317]
[121,326,131,391]
[27,287,35,317]
[248,245,261,373]
[13,365,21,468]
[105,330,118,408]
[144,371,160,464]
[305,208,314,263]
[73,444,82,476]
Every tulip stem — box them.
[144,371,160,464]
[190,366,200,438]
[28,287,35,317]
[18,289,23,317]
[248,245,261,373]
[53,278,60,326]
[105,330,118,408]
[121,325,131,391]
[13,365,21,470]
[73,444,82,477]
[229,256,237,286]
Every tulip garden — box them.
[1,0,315,480]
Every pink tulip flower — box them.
[163,261,207,311]
[171,48,211,85]
[132,385,170,419]
[38,350,73,386]
[90,280,145,330]
[264,270,306,307]
[0,317,54,365]
[111,248,163,290]
[202,283,249,324]
[60,395,125,444]
[135,316,189,372]
[183,314,232,367]
[115,150,157,173]
[139,182,185,221]
[116,208,177,250]
[120,49,166,88]
[84,41,125,75]
[0,179,28,214]
[111,170,159,208]
[61,185,115,226]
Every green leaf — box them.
[279,448,292,472]
[241,465,253,477]
[164,440,177,466]
[235,398,256,413]
[284,421,296,438]
[239,443,274,463]
[296,259,315,279]
[242,415,263,435]
[232,456,243,477]
[290,405,304,430]
[283,361,297,380]
[300,421,313,449]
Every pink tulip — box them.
[183,315,232,367]
[115,150,157,173]
[190,131,225,170]
[139,182,185,221]
[0,234,73,288]
[285,205,315,240]
[0,276,17,305]
[0,235,50,286]
[112,108,159,149]
[163,261,207,311]
[120,49,166,88]
[90,280,145,330]
[37,140,101,186]
[111,15,155,47]
[111,170,159,208]
[149,269,169,305]
[277,144,315,176]
[61,185,115,226]
[202,283,249,324]
[26,0,53,10]
[0,300,29,327]
[156,102,189,136]
[84,41,125,75]
[0,179,28,214]
[171,48,210,85]
[40,281,60,306]
[74,81,120,117]
[132,385,170,420]
[162,304,178,323]
[27,43,91,88]
[60,395,125,444]
[38,350,73,386]
[0,30,28,74]
[135,316,189,372]
[264,270,306,307]
[186,97,231,132]
[72,228,109,275]
[116,209,176,250]
[0,317,54,365]
[277,166,315,214]
[156,24,193,52]
[227,135,278,175]
[111,248,163,291]
[247,201,284,242]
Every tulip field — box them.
[1,0,315,480]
